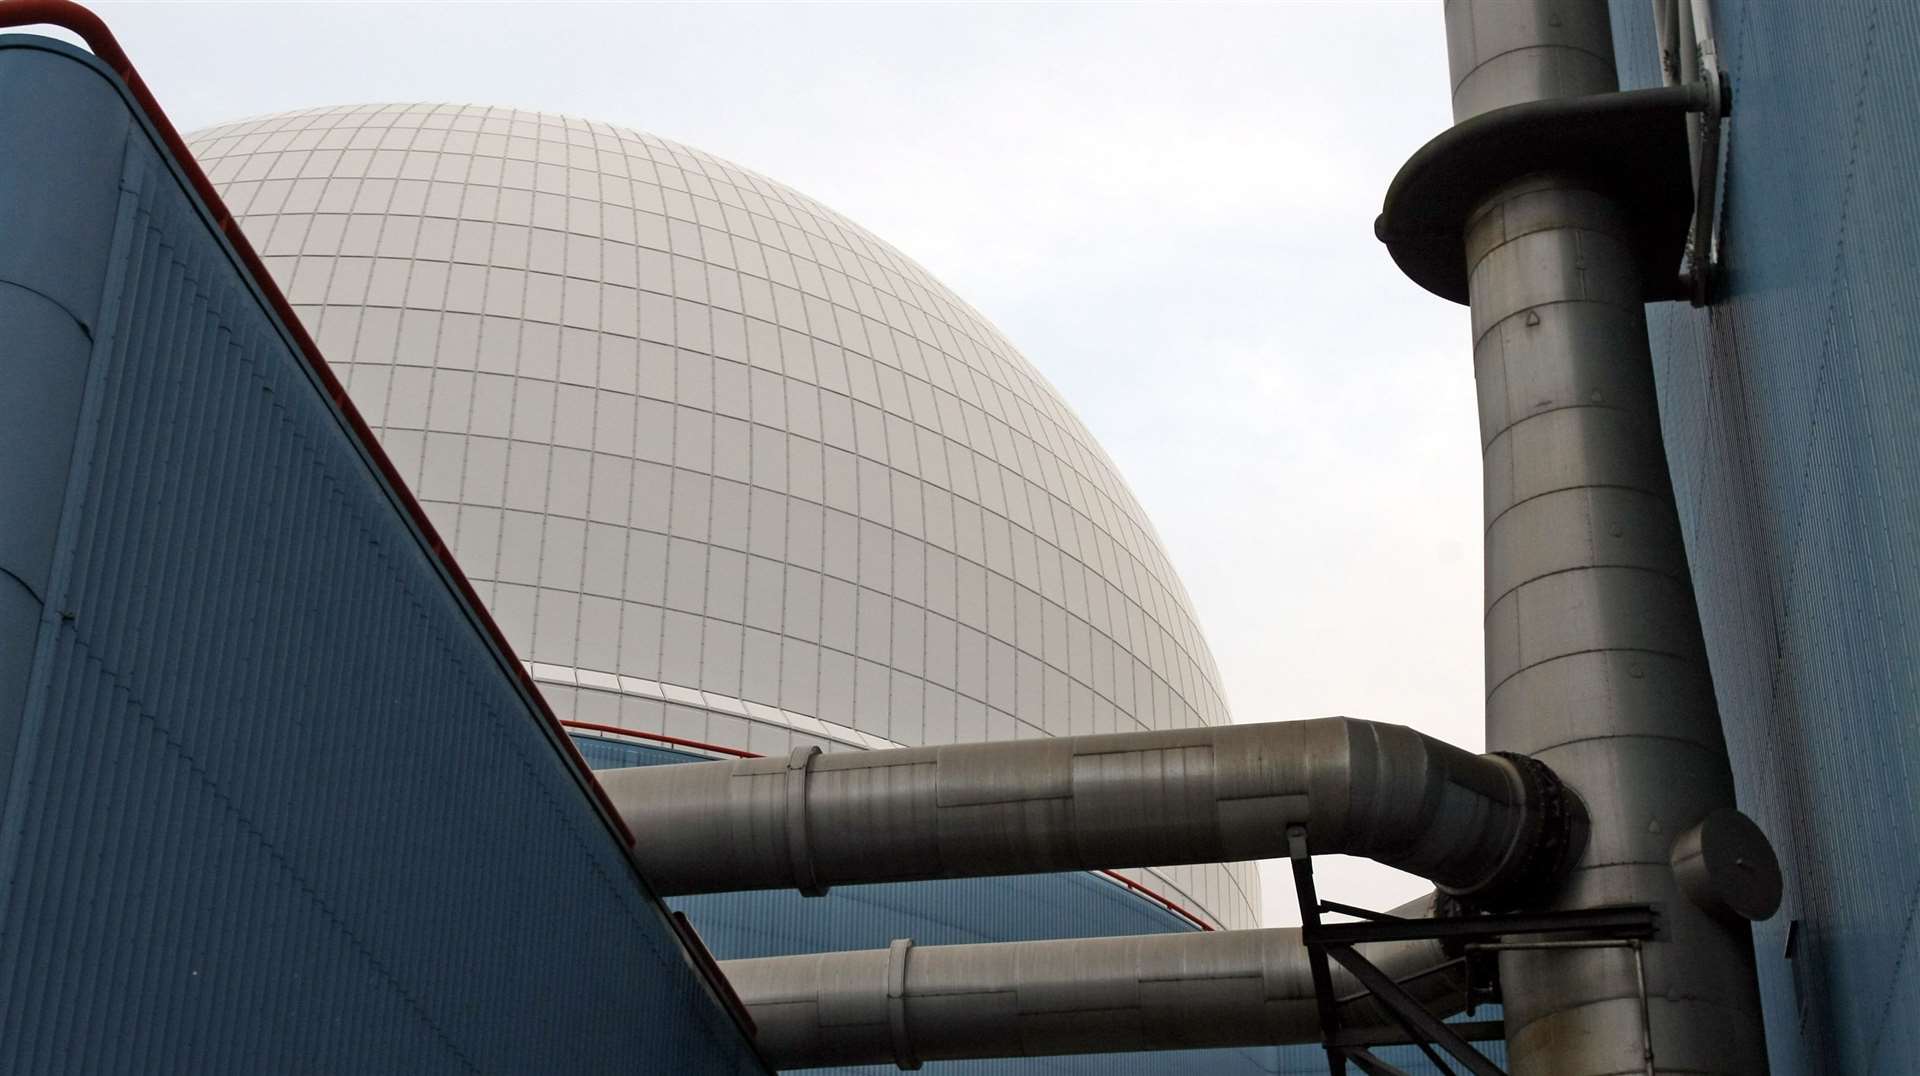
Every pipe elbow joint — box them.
[1438,751,1589,911]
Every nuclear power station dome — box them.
[183,102,1257,932]
[17,2,1918,1068]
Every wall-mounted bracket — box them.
[1289,827,1351,1075]
[1375,80,1730,308]
[1681,70,1729,305]
[1655,0,1731,305]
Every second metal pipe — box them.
[600,716,1584,905]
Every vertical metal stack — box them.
[1442,1,1766,1071]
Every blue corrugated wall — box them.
[1607,4,1920,1073]
[0,36,763,1074]
[578,735,1506,1076]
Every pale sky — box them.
[58,0,1482,928]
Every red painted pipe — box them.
[560,720,762,760]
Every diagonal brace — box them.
[1344,1048,1417,1076]
[1289,826,1347,1075]
[1325,944,1507,1076]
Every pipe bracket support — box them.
[885,938,921,1070]
[785,745,828,897]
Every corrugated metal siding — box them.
[578,734,1507,1076]
[1608,4,1920,1073]
[0,38,763,1075]
[1269,1029,1506,1076]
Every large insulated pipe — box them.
[724,897,1464,1070]
[601,717,1584,908]
[1443,2,1767,1072]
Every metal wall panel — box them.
[0,37,763,1075]
[1607,5,1920,1073]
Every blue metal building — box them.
[1604,3,1920,1073]
[0,33,763,1074]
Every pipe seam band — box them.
[786,745,827,896]
[886,938,920,1070]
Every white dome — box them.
[187,103,1256,930]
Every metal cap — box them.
[1669,808,1783,921]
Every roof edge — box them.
[0,2,768,1055]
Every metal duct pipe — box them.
[1442,1,1768,1071]
[724,897,1465,1070]
[601,717,1584,907]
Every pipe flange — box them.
[885,938,921,1070]
[785,746,829,897]
[1441,752,1589,911]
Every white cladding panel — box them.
[188,103,1256,930]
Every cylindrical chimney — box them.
[1443,1,1767,1071]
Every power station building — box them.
[1,1,1915,1074]
[178,99,1260,936]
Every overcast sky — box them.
[64,0,1479,928]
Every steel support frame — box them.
[1288,839,1658,1076]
